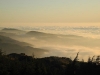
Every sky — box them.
[0,0,100,27]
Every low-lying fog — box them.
[0,26,100,61]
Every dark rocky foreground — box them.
[0,50,100,75]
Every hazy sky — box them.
[0,0,100,27]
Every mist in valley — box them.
[0,27,100,61]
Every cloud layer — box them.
[0,27,100,61]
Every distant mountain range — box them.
[0,34,48,57]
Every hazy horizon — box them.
[0,0,100,27]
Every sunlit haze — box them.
[0,0,100,61]
[0,0,100,27]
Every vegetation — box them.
[0,50,100,75]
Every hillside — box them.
[0,35,48,57]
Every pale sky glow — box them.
[0,0,100,26]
